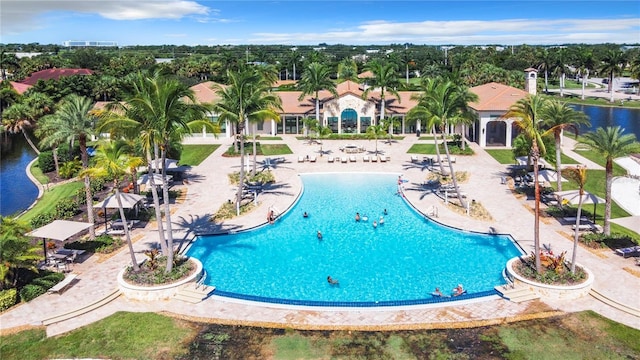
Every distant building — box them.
[62,40,118,47]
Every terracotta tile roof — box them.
[469,82,528,111]
[190,81,226,104]
[20,68,93,86]
[9,81,31,94]
[358,71,374,79]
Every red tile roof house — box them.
[190,69,538,148]
[20,68,94,86]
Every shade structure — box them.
[528,169,568,183]
[516,156,549,168]
[554,190,604,223]
[137,173,173,187]
[93,192,145,209]
[28,220,93,260]
[147,158,188,172]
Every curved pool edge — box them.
[189,172,522,308]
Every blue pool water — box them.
[187,173,523,306]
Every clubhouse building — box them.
[190,69,538,148]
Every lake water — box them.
[572,104,640,140]
[0,137,38,217]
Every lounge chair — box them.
[341,156,348,163]
[48,273,78,294]
[615,245,640,258]
[371,155,378,162]
[363,155,370,162]
[349,155,356,162]
[328,156,335,163]
[379,156,386,163]
[298,156,305,163]
[411,155,418,163]
[385,155,391,162]
[562,216,589,224]
[572,223,603,233]
[309,156,317,162]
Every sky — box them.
[1,0,639,46]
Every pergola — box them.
[27,220,93,260]
[93,193,145,228]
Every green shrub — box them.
[31,278,56,288]
[41,272,65,283]
[19,284,47,302]
[54,198,79,219]
[90,177,106,193]
[0,289,17,311]
[30,212,54,228]
[38,150,55,173]
[59,159,82,179]
[57,142,80,163]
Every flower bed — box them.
[118,257,202,301]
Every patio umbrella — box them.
[528,169,568,183]
[27,220,93,261]
[93,192,145,227]
[147,158,189,172]
[554,190,604,223]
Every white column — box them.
[505,120,513,148]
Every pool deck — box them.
[1,135,639,337]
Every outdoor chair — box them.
[615,245,640,258]
[328,156,335,163]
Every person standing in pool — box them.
[355,212,361,222]
[317,231,323,240]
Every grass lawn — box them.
[260,144,293,156]
[574,149,628,176]
[486,149,515,164]
[29,162,49,185]
[407,143,436,154]
[179,144,220,166]
[0,312,198,360]
[256,136,283,140]
[3,311,638,359]
[18,181,84,224]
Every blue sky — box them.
[2,1,639,46]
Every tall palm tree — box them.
[84,140,142,272]
[297,62,337,128]
[541,100,590,191]
[366,124,388,154]
[536,49,554,94]
[504,95,548,273]
[599,49,626,103]
[100,71,215,271]
[630,54,640,96]
[303,117,331,155]
[580,127,640,235]
[561,165,588,273]
[362,59,401,128]
[408,78,477,208]
[576,48,595,100]
[337,58,358,82]
[213,68,281,214]
[38,94,97,239]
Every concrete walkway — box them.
[1,134,639,337]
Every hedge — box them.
[19,284,47,303]
[0,289,17,311]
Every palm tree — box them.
[408,78,477,208]
[303,117,331,155]
[504,95,548,273]
[561,165,588,273]
[38,94,97,239]
[297,62,337,128]
[630,54,640,95]
[2,103,41,154]
[337,58,358,82]
[84,140,142,272]
[366,124,388,154]
[541,100,590,191]
[213,67,281,215]
[599,49,626,103]
[580,127,640,235]
[576,48,595,100]
[380,116,401,144]
[536,49,554,94]
[0,216,40,290]
[361,59,401,127]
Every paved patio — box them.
[1,134,639,337]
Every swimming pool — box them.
[187,173,523,306]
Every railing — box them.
[195,270,207,290]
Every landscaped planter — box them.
[505,257,594,301]
[117,257,203,301]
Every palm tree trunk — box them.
[442,129,466,209]
[604,159,612,235]
[147,149,168,256]
[252,127,257,177]
[581,74,586,100]
[609,72,615,103]
[161,146,174,273]
[555,132,563,191]
[532,145,542,273]
[236,123,246,216]
[315,94,321,126]
[115,186,139,272]
[460,124,467,151]
[432,125,446,175]
[544,71,549,94]
[571,195,584,273]
[52,146,60,176]
[79,137,95,239]
[22,131,40,155]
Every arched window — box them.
[341,108,357,133]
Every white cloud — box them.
[250,18,640,45]
[1,0,210,35]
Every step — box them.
[174,293,204,304]
[590,289,640,317]
[42,289,121,326]
[508,293,541,303]
[173,284,215,303]
[494,285,540,303]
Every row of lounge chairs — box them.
[327,155,391,163]
[410,155,456,163]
